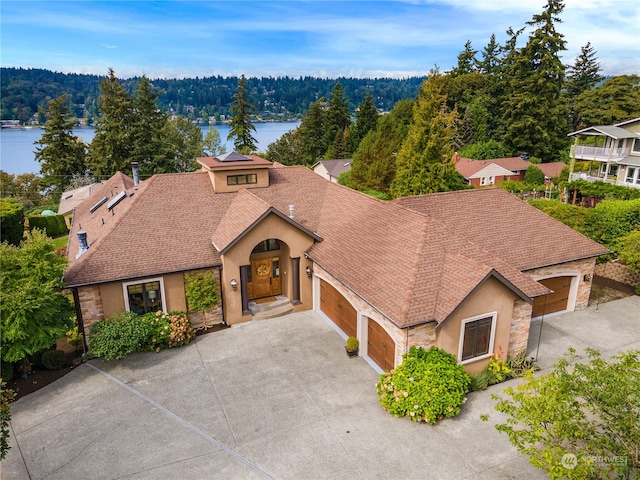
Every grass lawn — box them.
[51,235,69,249]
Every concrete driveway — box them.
[3,296,639,480]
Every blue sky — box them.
[1,0,638,79]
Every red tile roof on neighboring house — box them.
[65,165,603,329]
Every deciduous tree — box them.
[491,348,640,479]
[265,129,305,166]
[202,126,227,157]
[573,75,640,128]
[0,230,74,365]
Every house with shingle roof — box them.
[312,159,352,183]
[453,154,566,187]
[65,153,608,374]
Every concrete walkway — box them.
[3,296,639,480]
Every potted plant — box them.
[345,336,359,357]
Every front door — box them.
[249,257,282,300]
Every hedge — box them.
[0,198,24,246]
[28,214,69,237]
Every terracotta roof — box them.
[394,188,610,271]
[537,162,566,179]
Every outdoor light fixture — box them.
[583,274,592,282]
[148,290,157,301]
[306,266,313,278]
[230,278,238,290]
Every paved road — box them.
[3,296,639,480]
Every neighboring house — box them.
[64,153,608,374]
[454,155,565,187]
[57,182,103,228]
[312,159,352,183]
[568,117,640,188]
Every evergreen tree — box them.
[390,72,466,198]
[574,75,640,127]
[131,76,172,176]
[502,0,569,161]
[227,74,257,154]
[88,69,135,177]
[298,98,326,165]
[34,94,86,198]
[165,117,203,172]
[329,127,349,159]
[450,40,478,77]
[349,92,379,153]
[347,98,414,194]
[566,42,603,130]
[477,34,500,75]
[324,82,351,153]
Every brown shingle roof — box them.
[455,156,531,178]
[65,165,591,329]
[394,188,610,271]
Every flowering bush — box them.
[376,346,471,424]
[90,311,195,360]
[487,345,511,384]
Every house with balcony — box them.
[568,118,640,188]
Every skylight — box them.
[89,196,108,213]
[107,191,126,210]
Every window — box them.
[480,176,494,186]
[227,174,257,186]
[459,313,496,362]
[251,238,280,254]
[633,138,640,153]
[123,278,165,315]
[626,167,636,184]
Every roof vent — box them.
[76,231,90,259]
[289,205,295,219]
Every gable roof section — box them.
[537,162,566,179]
[467,163,516,180]
[455,157,531,178]
[212,189,322,254]
[64,171,232,287]
[57,182,103,215]
[568,125,639,139]
[394,188,610,271]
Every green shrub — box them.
[41,350,66,370]
[30,347,52,369]
[346,336,359,351]
[528,200,588,231]
[89,311,152,360]
[0,362,14,381]
[0,198,25,246]
[524,165,545,185]
[582,199,640,254]
[1,380,16,460]
[566,180,640,201]
[184,271,220,314]
[376,346,471,424]
[28,214,69,237]
[469,368,493,391]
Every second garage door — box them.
[367,319,395,371]
[320,280,357,338]
[532,276,572,317]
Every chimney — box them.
[131,162,140,186]
[76,231,90,259]
[289,205,295,219]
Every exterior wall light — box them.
[583,274,592,282]
[230,278,238,290]
[306,266,313,278]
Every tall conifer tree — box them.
[324,82,351,155]
[227,75,257,154]
[566,42,603,130]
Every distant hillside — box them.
[1,67,426,124]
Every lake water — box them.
[0,121,300,175]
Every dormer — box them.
[197,151,272,193]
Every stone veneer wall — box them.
[525,257,596,312]
[407,323,437,351]
[77,285,104,337]
[595,261,640,286]
[507,298,532,358]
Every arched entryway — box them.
[247,239,283,300]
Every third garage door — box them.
[532,276,572,317]
[320,280,357,338]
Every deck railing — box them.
[571,145,630,161]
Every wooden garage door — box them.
[532,276,572,317]
[367,319,395,371]
[320,280,357,338]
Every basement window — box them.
[459,312,496,363]
[227,174,257,186]
[123,278,165,315]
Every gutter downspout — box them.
[72,288,88,354]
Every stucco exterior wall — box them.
[221,212,316,325]
[210,168,270,193]
[525,257,596,312]
[435,276,520,375]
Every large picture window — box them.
[459,313,496,362]
[123,278,165,315]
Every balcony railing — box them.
[569,172,640,189]
[571,145,631,162]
